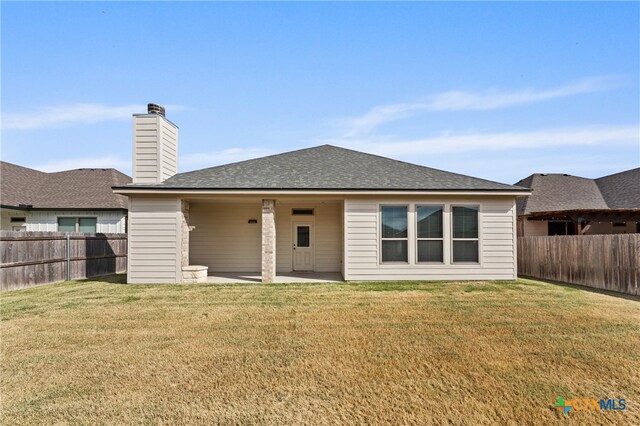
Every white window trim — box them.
[379,204,409,264]
[450,204,481,264]
[415,204,445,264]
[374,201,485,268]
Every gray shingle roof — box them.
[134,145,526,191]
[596,168,640,209]
[515,168,640,215]
[1,161,131,210]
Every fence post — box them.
[66,233,71,281]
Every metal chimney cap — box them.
[147,103,166,117]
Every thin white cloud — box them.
[434,154,640,184]
[427,76,622,111]
[180,147,275,170]
[342,103,426,137]
[342,76,626,136]
[321,125,639,157]
[23,147,273,174]
[29,155,130,173]
[2,103,186,130]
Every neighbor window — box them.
[381,206,408,262]
[548,221,576,236]
[416,205,443,263]
[58,218,76,232]
[452,206,479,263]
[57,217,97,233]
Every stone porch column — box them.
[261,199,276,283]
[181,200,190,268]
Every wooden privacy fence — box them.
[518,234,640,296]
[0,231,127,291]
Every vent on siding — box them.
[292,208,314,215]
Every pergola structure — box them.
[515,169,640,236]
[526,209,640,234]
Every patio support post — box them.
[181,200,190,268]
[261,199,276,283]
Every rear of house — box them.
[114,104,530,283]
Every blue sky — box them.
[2,2,638,184]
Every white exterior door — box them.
[293,222,314,271]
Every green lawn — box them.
[1,275,638,425]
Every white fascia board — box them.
[113,188,531,196]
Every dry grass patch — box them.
[1,276,639,425]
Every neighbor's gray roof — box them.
[515,168,640,215]
[596,168,640,209]
[127,145,526,191]
[1,161,131,210]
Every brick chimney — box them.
[132,103,178,184]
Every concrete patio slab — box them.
[206,272,344,284]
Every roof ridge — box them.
[0,161,47,175]
[596,167,640,181]
[1,161,130,177]
[594,167,640,209]
[325,144,529,189]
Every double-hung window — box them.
[380,206,408,262]
[452,206,479,263]
[416,205,443,262]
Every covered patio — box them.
[184,197,345,283]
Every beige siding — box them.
[189,200,342,273]
[522,219,548,236]
[190,202,262,272]
[159,118,178,181]
[344,197,517,281]
[133,115,178,184]
[127,197,181,283]
[275,204,291,272]
[276,202,342,273]
[587,221,638,234]
[133,116,159,184]
[341,201,346,278]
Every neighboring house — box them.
[0,162,130,233]
[515,169,640,236]
[114,104,530,284]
